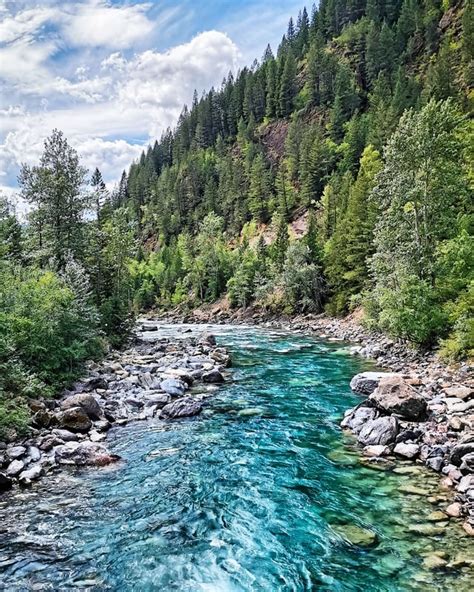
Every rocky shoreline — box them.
[0,325,230,493]
[152,307,474,537]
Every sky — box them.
[0,0,305,206]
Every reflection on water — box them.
[0,325,473,591]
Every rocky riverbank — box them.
[152,307,474,537]
[0,326,230,493]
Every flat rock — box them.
[6,445,26,460]
[160,378,187,397]
[333,524,378,547]
[350,372,398,395]
[445,502,462,518]
[422,554,448,570]
[52,428,79,442]
[364,445,391,457]
[449,433,474,465]
[55,441,120,466]
[18,464,43,485]
[444,386,473,401]
[358,416,398,446]
[160,397,202,419]
[370,375,426,420]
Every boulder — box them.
[52,428,79,442]
[0,472,13,492]
[55,441,120,466]
[393,442,420,459]
[350,372,399,395]
[77,376,108,392]
[449,433,474,466]
[358,416,398,446]
[18,464,43,486]
[32,409,54,428]
[144,393,170,408]
[457,474,474,493]
[6,459,24,476]
[61,393,101,419]
[160,378,187,397]
[364,445,391,457]
[57,407,92,433]
[6,445,26,460]
[444,386,473,401]
[202,368,224,384]
[369,375,426,420]
[160,397,203,419]
[460,452,474,474]
[341,406,379,434]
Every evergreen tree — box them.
[279,50,297,117]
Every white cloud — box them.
[0,6,54,44]
[61,1,155,49]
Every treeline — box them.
[0,131,135,437]
[119,0,472,358]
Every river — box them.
[0,324,472,591]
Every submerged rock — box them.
[370,375,426,420]
[333,524,378,547]
[160,397,203,419]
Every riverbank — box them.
[0,327,230,492]
[150,307,474,537]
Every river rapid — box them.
[0,324,472,591]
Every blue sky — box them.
[0,0,306,203]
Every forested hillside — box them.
[0,0,472,437]
[120,0,473,354]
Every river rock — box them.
[61,393,101,419]
[364,445,390,457]
[444,386,473,401]
[422,554,448,570]
[58,407,92,433]
[32,409,54,428]
[358,416,398,446]
[199,333,216,346]
[160,378,187,397]
[0,472,13,491]
[55,441,120,466]
[449,433,474,465]
[27,446,41,462]
[350,372,398,395]
[202,368,224,383]
[333,524,378,547]
[52,428,79,442]
[457,474,474,493]
[6,459,24,476]
[7,445,26,460]
[341,406,378,433]
[459,452,474,473]
[160,397,203,419]
[445,502,462,517]
[394,442,420,459]
[18,464,43,486]
[369,375,426,420]
[77,376,108,392]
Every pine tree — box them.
[279,50,297,117]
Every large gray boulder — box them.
[57,407,92,433]
[202,368,224,383]
[350,372,399,395]
[18,464,43,486]
[61,393,101,419]
[369,375,426,420]
[357,416,398,446]
[450,433,474,466]
[160,397,203,419]
[160,378,187,397]
[341,406,379,434]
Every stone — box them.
[427,511,448,522]
[0,472,13,492]
[89,430,106,442]
[457,475,474,493]
[58,407,92,433]
[341,406,378,433]
[163,368,194,385]
[462,522,474,536]
[144,393,170,408]
[460,452,474,473]
[6,445,26,460]
[202,368,224,383]
[6,459,24,476]
[349,372,398,395]
[449,433,474,465]
[407,524,446,536]
[333,524,378,547]
[52,428,79,442]
[422,554,448,570]
[357,416,398,446]
[32,409,54,428]
[199,333,216,346]
[55,441,120,466]
[160,397,203,419]
[370,375,426,420]
[426,457,444,472]
[18,464,43,486]
[399,485,430,496]
[394,442,420,459]
[448,416,463,431]
[27,446,41,462]
[61,393,101,419]
[160,378,187,397]
[444,386,473,401]
[77,376,108,392]
[445,502,462,518]
[364,445,391,457]
[449,399,474,414]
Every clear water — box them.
[0,325,473,591]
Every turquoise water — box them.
[0,325,472,591]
